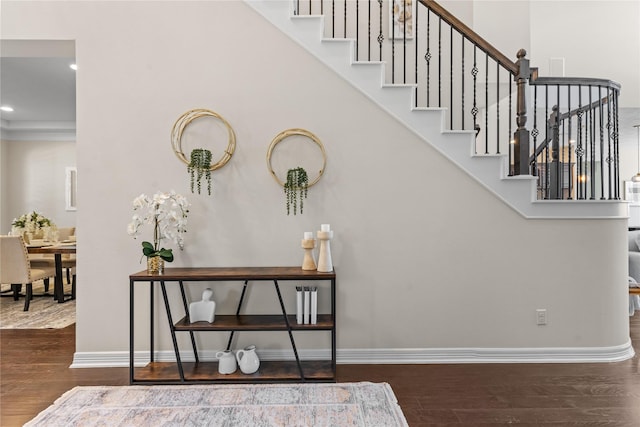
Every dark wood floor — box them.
[1,316,639,426]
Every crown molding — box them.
[0,119,76,141]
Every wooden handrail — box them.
[531,76,621,91]
[420,0,518,75]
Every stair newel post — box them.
[549,105,562,199]
[513,49,531,176]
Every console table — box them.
[129,267,336,384]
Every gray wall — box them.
[1,1,631,362]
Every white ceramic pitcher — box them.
[236,345,260,374]
[215,350,237,374]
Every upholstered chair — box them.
[627,230,640,316]
[0,235,55,311]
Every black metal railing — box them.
[292,0,620,200]
[529,76,620,200]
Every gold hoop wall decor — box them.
[171,109,236,171]
[266,128,327,188]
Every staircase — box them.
[245,0,627,219]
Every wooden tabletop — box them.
[130,266,335,281]
[27,244,76,254]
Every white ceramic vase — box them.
[236,345,260,374]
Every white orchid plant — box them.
[127,191,190,262]
[11,211,57,238]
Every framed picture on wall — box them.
[65,167,77,211]
[390,0,415,40]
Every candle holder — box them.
[317,230,333,272]
[301,238,317,270]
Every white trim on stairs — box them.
[243,0,628,220]
[71,341,634,368]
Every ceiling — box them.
[1,57,76,122]
[0,40,76,141]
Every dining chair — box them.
[29,226,76,285]
[0,235,55,311]
[56,227,76,283]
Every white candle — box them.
[304,231,313,240]
[321,224,330,232]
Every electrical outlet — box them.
[536,309,547,325]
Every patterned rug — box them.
[0,282,75,329]
[25,382,408,426]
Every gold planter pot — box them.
[147,256,164,275]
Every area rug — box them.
[0,282,75,329]
[25,382,408,426]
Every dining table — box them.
[27,242,76,303]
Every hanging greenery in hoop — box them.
[188,148,212,195]
[266,128,327,216]
[171,108,236,197]
[284,167,309,215]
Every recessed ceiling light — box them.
[0,106,14,112]
[70,64,77,71]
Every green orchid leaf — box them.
[158,248,174,262]
[142,247,156,257]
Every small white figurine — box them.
[189,288,216,323]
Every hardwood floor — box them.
[1,316,639,426]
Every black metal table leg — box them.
[160,281,185,381]
[273,280,305,381]
[150,282,154,363]
[129,278,135,383]
[178,280,199,363]
[331,277,336,378]
[54,253,64,302]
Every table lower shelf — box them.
[132,360,335,384]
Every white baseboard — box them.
[70,340,635,368]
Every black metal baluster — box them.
[606,87,613,199]
[613,89,620,200]
[367,0,371,61]
[471,45,478,153]
[403,0,407,84]
[438,17,442,107]
[544,85,549,199]
[331,0,335,37]
[344,0,347,38]
[532,86,538,183]
[485,53,489,154]
[496,61,500,154]
[576,87,584,200]
[391,1,395,84]
[425,10,431,107]
[461,35,465,130]
[556,85,561,198]
[589,86,595,199]
[449,25,453,129]
[598,86,605,199]
[378,0,383,61]
[561,114,566,199]
[567,85,573,199]
[415,1,419,106]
